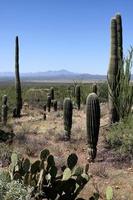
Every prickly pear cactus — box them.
[63,98,73,140]
[9,148,90,199]
[86,93,100,161]
[75,85,80,110]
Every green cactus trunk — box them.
[53,100,57,111]
[15,36,22,117]
[75,85,80,110]
[1,95,8,126]
[63,98,73,140]
[116,14,123,68]
[43,104,46,111]
[92,83,97,94]
[86,93,100,161]
[50,87,54,100]
[107,18,120,124]
[47,95,51,112]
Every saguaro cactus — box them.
[1,95,8,125]
[47,95,51,112]
[116,13,123,67]
[75,85,80,110]
[63,98,73,140]
[86,93,100,161]
[50,87,54,100]
[92,83,97,94]
[53,100,57,111]
[107,18,119,124]
[43,104,46,111]
[15,36,22,117]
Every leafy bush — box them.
[98,82,108,102]
[0,143,12,167]
[4,181,29,200]
[0,171,11,199]
[0,171,29,200]
[106,115,133,157]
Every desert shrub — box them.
[0,171,11,199]
[106,115,133,158]
[4,181,29,200]
[98,82,108,102]
[0,143,12,167]
[80,83,92,104]
[0,170,29,200]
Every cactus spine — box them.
[86,93,100,161]
[107,18,120,124]
[75,85,80,110]
[47,95,51,112]
[15,36,22,117]
[1,95,8,125]
[63,98,73,140]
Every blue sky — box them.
[0,0,133,74]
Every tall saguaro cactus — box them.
[75,85,80,110]
[47,95,51,112]
[92,83,97,94]
[50,87,54,100]
[107,18,119,124]
[116,13,123,67]
[63,98,73,140]
[15,36,22,117]
[86,93,100,161]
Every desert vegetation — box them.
[0,13,133,200]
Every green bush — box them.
[4,181,29,200]
[106,115,133,157]
[0,171,29,200]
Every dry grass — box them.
[0,103,133,199]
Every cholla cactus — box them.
[86,93,100,161]
[75,85,80,110]
[1,95,8,126]
[63,98,73,140]
[15,36,22,117]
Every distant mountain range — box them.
[0,69,107,82]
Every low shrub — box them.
[106,115,133,158]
